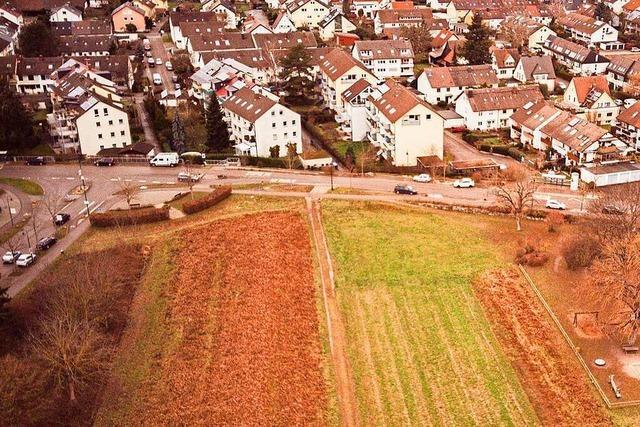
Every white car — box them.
[165,61,173,70]
[453,178,475,188]
[16,253,36,267]
[545,199,566,210]
[155,57,162,66]
[177,171,203,182]
[412,173,432,183]
[2,251,21,264]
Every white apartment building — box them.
[222,87,302,157]
[512,55,556,92]
[562,75,619,126]
[285,0,331,29]
[417,64,498,105]
[366,79,444,166]
[352,39,414,79]
[318,10,356,40]
[455,85,544,131]
[201,0,237,29]
[15,56,64,95]
[339,78,374,141]
[542,36,610,76]
[319,47,377,112]
[556,13,620,49]
[49,70,131,155]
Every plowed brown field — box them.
[474,269,611,426]
[140,211,327,425]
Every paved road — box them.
[144,17,175,95]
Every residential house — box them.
[352,39,414,79]
[190,57,249,102]
[606,55,640,92]
[365,79,444,166]
[491,47,519,80]
[556,12,621,50]
[285,0,331,29]
[201,0,237,29]
[500,15,555,52]
[428,29,464,65]
[132,0,156,19]
[542,35,610,76]
[510,100,627,165]
[48,68,131,155]
[177,20,225,52]
[243,20,273,35]
[222,86,302,157]
[340,78,374,140]
[0,3,22,27]
[417,64,498,104]
[51,19,113,36]
[111,2,145,32]
[318,10,356,40]
[352,0,382,18]
[512,55,556,92]
[50,2,82,22]
[63,56,134,90]
[272,12,296,33]
[59,35,114,56]
[0,15,18,56]
[15,56,64,95]
[615,100,640,150]
[455,85,544,130]
[169,11,224,49]
[562,75,619,125]
[373,7,435,35]
[318,47,377,111]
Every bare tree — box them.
[492,166,538,231]
[29,315,111,402]
[117,178,139,209]
[284,142,298,170]
[590,237,640,344]
[358,143,376,176]
[41,188,62,225]
[500,17,530,49]
[182,160,197,199]
[28,201,41,244]
[588,182,640,242]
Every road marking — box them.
[51,177,60,180]
[110,178,118,182]
[66,177,75,180]
[89,200,106,214]
[246,171,271,177]
[428,193,443,199]
[124,179,132,182]
[152,180,162,184]
[270,178,295,184]
[138,180,147,183]
[60,201,73,212]
[79,201,95,215]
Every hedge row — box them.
[478,144,526,161]
[90,206,170,227]
[182,186,232,214]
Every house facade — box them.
[319,48,377,111]
[542,35,610,76]
[512,55,556,92]
[562,75,619,126]
[111,2,145,32]
[417,64,498,105]
[352,39,414,79]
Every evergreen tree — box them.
[204,91,230,152]
[595,2,613,24]
[18,21,59,57]
[171,110,186,154]
[0,80,38,151]
[0,286,10,322]
[461,14,492,65]
[278,44,315,103]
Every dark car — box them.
[94,157,115,167]
[53,212,71,226]
[25,156,46,165]
[394,185,418,195]
[36,236,57,251]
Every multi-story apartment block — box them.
[285,0,331,29]
[417,64,498,105]
[15,56,64,95]
[615,100,640,151]
[339,78,374,141]
[542,36,610,76]
[351,39,414,79]
[556,13,620,50]
[562,75,619,126]
[318,48,377,111]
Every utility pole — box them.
[77,151,91,219]
[22,230,31,253]
[5,196,13,227]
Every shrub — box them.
[90,206,170,227]
[182,186,231,214]
[546,211,565,232]
[470,171,483,184]
[562,235,602,270]
[516,242,549,267]
[462,132,479,144]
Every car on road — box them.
[632,47,640,52]
[147,57,155,67]
[16,253,36,267]
[165,61,173,70]
[152,73,162,85]
[25,156,46,165]
[53,212,71,226]
[545,199,566,210]
[2,251,21,264]
[145,50,153,57]
[394,185,418,195]
[412,173,432,183]
[150,152,180,167]
[172,75,178,83]
[36,236,57,251]
[155,57,162,66]
[175,83,181,90]
[94,157,115,166]
[453,178,475,188]
[177,171,203,182]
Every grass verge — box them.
[0,178,44,196]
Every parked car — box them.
[145,50,153,57]
[545,199,566,210]
[632,47,640,52]
[394,185,417,195]
[2,251,21,264]
[177,171,203,182]
[94,157,115,166]
[412,173,432,183]
[172,75,179,83]
[453,178,475,188]
[36,236,57,251]
[25,156,46,165]
[165,61,173,70]
[16,253,36,267]
[175,83,181,90]
[155,57,162,66]
[150,152,180,167]
[53,212,71,226]
[147,57,155,67]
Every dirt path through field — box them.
[307,197,359,427]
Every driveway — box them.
[444,131,520,168]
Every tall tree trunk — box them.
[515,214,522,232]
[69,381,76,402]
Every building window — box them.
[272,134,278,140]
[121,130,125,136]
[98,133,103,139]
[292,119,296,125]
[293,131,297,136]
[110,132,115,137]
[94,108,99,117]
[283,121,287,126]
[103,108,108,116]
[109,120,113,125]
[118,118,123,124]
[96,121,101,127]
[272,123,276,128]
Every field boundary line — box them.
[518,265,640,409]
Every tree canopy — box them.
[461,14,492,65]
[0,80,38,151]
[278,44,315,104]
[399,25,433,63]
[18,21,59,57]
[204,91,230,152]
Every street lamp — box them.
[5,196,13,227]
[22,230,31,253]
[77,150,91,219]
[330,161,337,191]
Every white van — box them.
[152,73,162,85]
[143,39,151,51]
[150,152,180,167]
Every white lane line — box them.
[152,180,161,184]
[51,177,60,180]
[124,179,132,182]
[89,200,106,214]
[138,180,147,183]
[79,201,95,215]
[60,201,73,212]
[428,193,443,199]
[110,178,118,182]
[66,177,75,180]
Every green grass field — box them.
[322,201,538,425]
[0,177,44,196]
